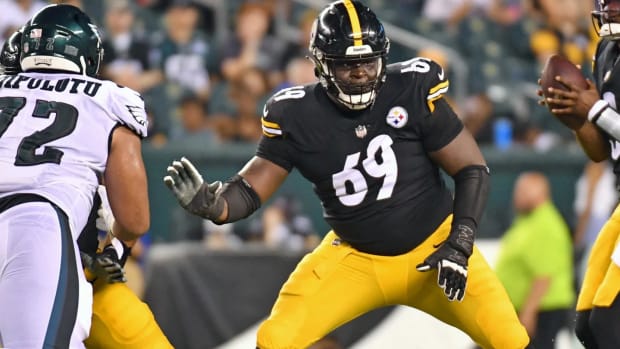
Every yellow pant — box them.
[576,203,620,311]
[257,216,529,349]
[84,279,173,349]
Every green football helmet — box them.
[20,4,103,77]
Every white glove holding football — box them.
[96,185,115,233]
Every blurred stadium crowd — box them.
[0,0,601,254]
[0,1,604,346]
[0,0,598,153]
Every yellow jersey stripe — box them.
[343,0,363,46]
[261,117,282,137]
[262,129,280,138]
[427,85,449,113]
[428,80,449,96]
[261,118,281,130]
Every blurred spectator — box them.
[495,172,575,348]
[282,8,318,62]
[202,220,243,251]
[229,66,271,143]
[149,0,214,101]
[0,0,46,44]
[573,160,618,286]
[527,0,596,71]
[100,0,163,93]
[274,56,317,91]
[144,109,168,148]
[220,2,289,88]
[422,0,494,28]
[171,94,233,146]
[169,207,242,249]
[459,93,495,144]
[245,194,320,252]
[515,121,563,152]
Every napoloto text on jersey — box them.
[0,75,102,97]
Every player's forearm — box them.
[448,165,491,255]
[588,100,620,145]
[574,121,610,162]
[111,220,148,242]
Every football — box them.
[540,54,588,98]
[540,54,589,129]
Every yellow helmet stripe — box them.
[343,0,363,46]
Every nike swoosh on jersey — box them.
[438,68,445,81]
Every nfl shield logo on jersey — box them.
[386,106,408,128]
[355,125,367,138]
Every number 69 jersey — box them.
[258,58,463,256]
[0,72,148,234]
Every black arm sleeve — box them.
[447,165,490,256]
[219,175,262,223]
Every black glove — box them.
[163,157,224,219]
[416,224,474,302]
[81,244,127,283]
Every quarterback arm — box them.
[104,126,150,242]
[574,121,610,162]
[587,100,620,142]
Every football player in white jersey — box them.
[0,4,151,348]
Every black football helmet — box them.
[0,28,23,75]
[20,4,103,77]
[592,0,620,39]
[309,0,389,110]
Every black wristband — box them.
[220,175,262,223]
[448,224,475,258]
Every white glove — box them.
[96,185,115,233]
[612,242,620,268]
[163,157,207,206]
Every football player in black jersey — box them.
[541,1,620,348]
[0,24,173,349]
[165,1,531,348]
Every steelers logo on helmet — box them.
[592,0,620,39]
[309,0,390,110]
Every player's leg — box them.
[575,205,620,348]
[407,245,530,349]
[589,294,620,349]
[530,309,570,349]
[256,231,387,349]
[0,202,92,349]
[84,279,173,349]
[588,239,620,349]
